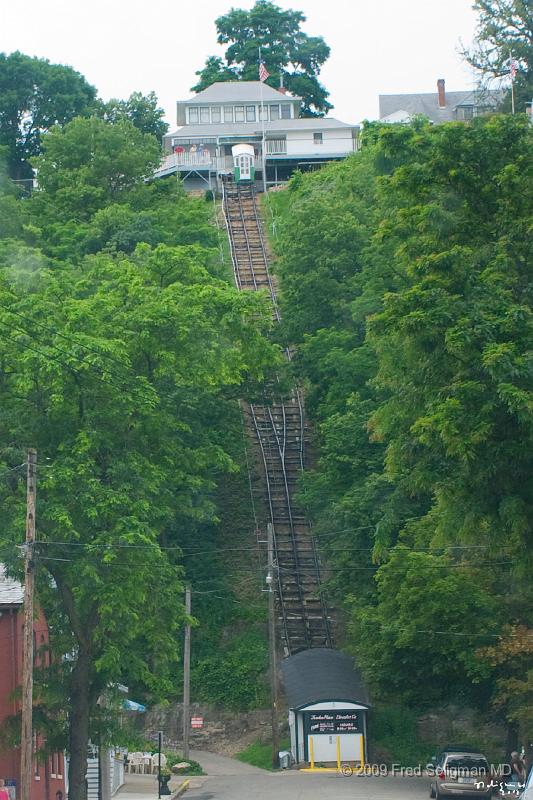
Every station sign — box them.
[304,710,360,734]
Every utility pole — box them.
[266,523,279,769]
[21,449,37,800]
[157,731,163,799]
[182,586,191,760]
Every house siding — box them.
[285,128,354,157]
[0,599,66,800]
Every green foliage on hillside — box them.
[269,115,533,742]
[0,108,278,800]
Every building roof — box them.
[166,117,357,141]
[182,81,302,105]
[379,88,504,124]
[281,648,370,710]
[0,565,24,606]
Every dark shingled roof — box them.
[281,648,370,710]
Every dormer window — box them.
[281,104,291,119]
[200,107,210,123]
[211,106,221,123]
[457,105,474,120]
[235,105,245,122]
[246,105,256,122]
[188,107,199,124]
[224,106,233,122]
[270,105,280,121]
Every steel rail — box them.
[222,179,331,653]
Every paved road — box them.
[184,772,432,800]
[184,750,432,799]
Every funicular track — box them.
[222,180,333,655]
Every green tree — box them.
[269,115,533,720]
[0,109,278,800]
[192,0,332,116]
[0,243,275,800]
[0,51,96,180]
[31,116,161,221]
[99,90,169,140]
[463,0,533,110]
[191,55,239,91]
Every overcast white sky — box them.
[2,0,480,127]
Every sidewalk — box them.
[116,749,264,799]
[117,773,190,800]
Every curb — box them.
[171,779,190,799]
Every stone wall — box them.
[141,703,287,757]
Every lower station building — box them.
[281,648,370,767]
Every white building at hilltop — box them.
[154,81,359,190]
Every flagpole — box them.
[510,50,516,114]
[259,47,267,193]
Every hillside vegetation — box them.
[0,112,276,794]
[268,115,533,743]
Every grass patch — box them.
[235,737,290,770]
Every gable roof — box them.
[182,81,302,105]
[281,648,370,710]
[379,88,504,124]
[0,565,23,606]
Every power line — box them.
[33,552,519,577]
[31,538,515,557]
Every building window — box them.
[224,106,233,123]
[211,106,221,123]
[269,104,280,121]
[457,105,474,120]
[246,105,256,122]
[188,107,199,124]
[50,752,63,779]
[33,731,40,779]
[234,105,245,122]
[259,106,268,121]
[281,104,291,119]
[313,132,323,144]
[199,107,210,123]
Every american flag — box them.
[259,61,270,82]
[509,58,519,79]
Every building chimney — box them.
[278,86,287,94]
[437,78,446,108]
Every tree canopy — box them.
[0,51,97,180]
[192,0,332,116]
[463,0,533,110]
[269,114,533,741]
[98,90,169,140]
[0,110,278,800]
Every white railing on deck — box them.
[170,152,214,167]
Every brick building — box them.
[0,567,65,800]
